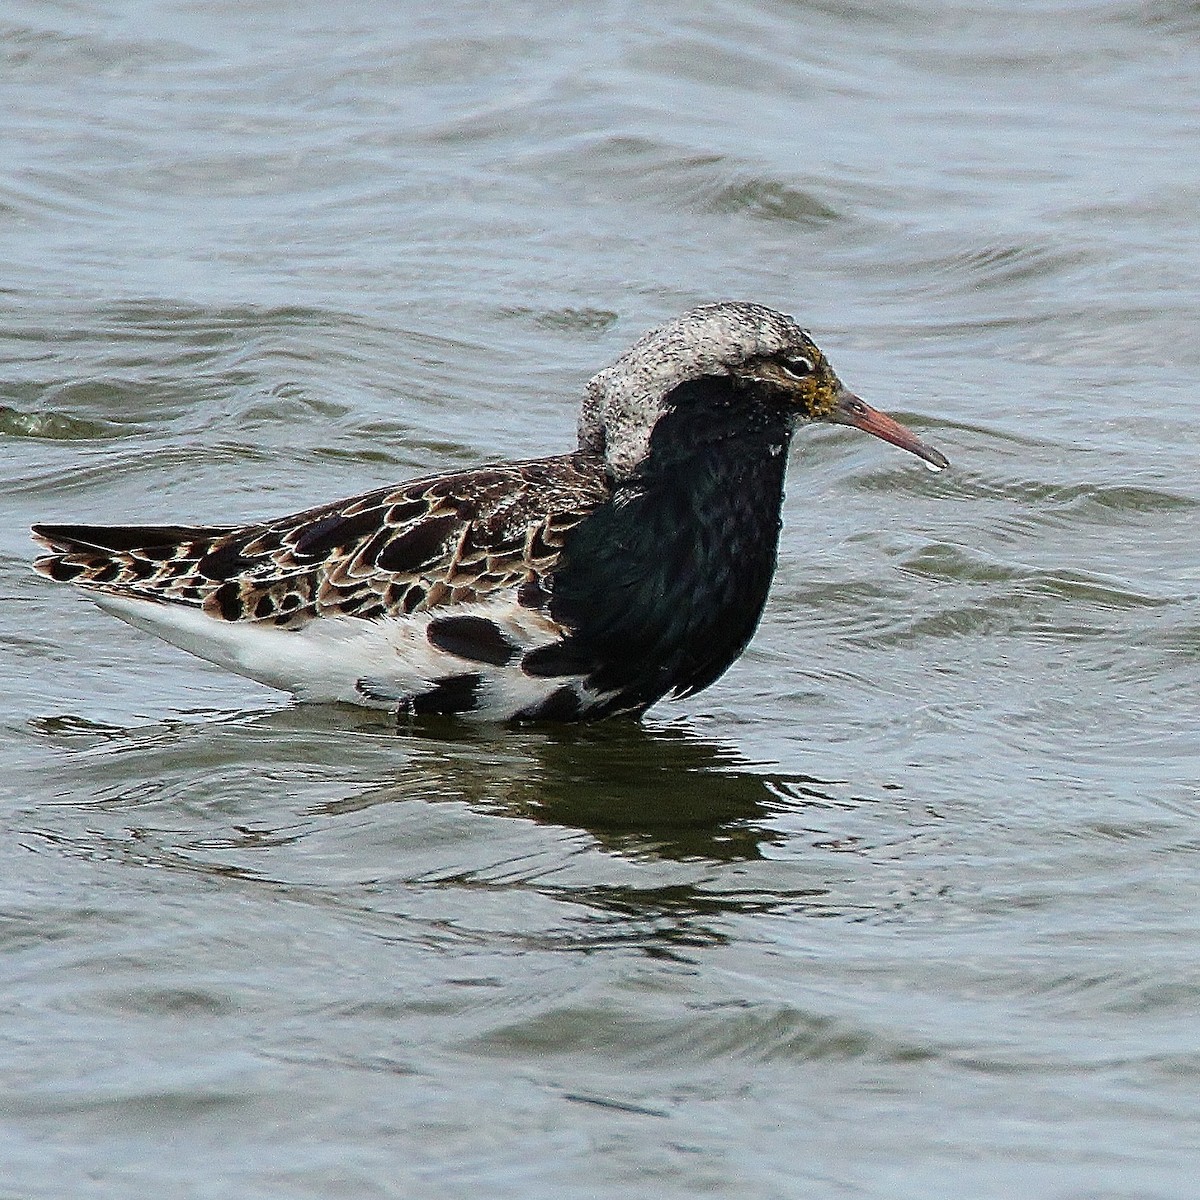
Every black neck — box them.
[547,376,793,712]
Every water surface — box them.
[3,1,1200,1196]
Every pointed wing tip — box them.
[30,525,86,582]
[30,523,63,551]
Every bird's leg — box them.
[394,693,416,733]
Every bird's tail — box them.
[31,522,235,598]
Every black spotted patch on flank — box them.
[521,640,590,678]
[427,615,518,666]
[411,672,482,715]
[513,686,583,722]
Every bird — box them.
[32,301,948,723]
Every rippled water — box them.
[3,1,1200,1196]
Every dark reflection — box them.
[309,713,844,865]
[296,712,854,950]
[29,701,885,949]
[31,702,845,868]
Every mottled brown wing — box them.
[33,453,611,625]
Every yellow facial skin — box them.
[732,344,846,421]
[734,345,949,470]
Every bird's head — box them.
[579,302,948,479]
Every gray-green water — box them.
[3,2,1200,1196]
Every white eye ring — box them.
[781,356,814,379]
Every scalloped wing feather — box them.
[31,454,616,717]
[33,454,610,626]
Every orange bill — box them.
[830,389,949,471]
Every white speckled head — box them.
[578,302,811,479]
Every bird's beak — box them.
[829,388,949,471]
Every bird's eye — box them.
[780,356,815,379]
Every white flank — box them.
[89,590,590,720]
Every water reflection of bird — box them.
[311,716,835,868]
[33,302,947,721]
